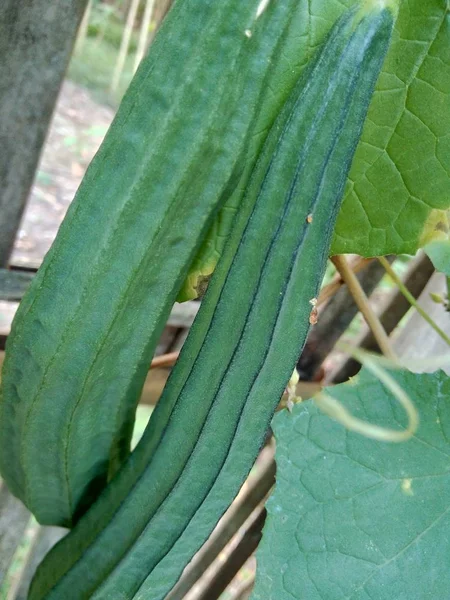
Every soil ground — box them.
[11,80,114,268]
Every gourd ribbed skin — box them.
[0,0,305,527]
[29,4,395,599]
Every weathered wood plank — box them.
[194,508,266,600]
[0,270,34,302]
[333,253,435,382]
[0,483,30,587]
[392,271,450,373]
[140,367,170,405]
[0,0,89,266]
[230,575,255,600]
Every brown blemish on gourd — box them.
[309,297,318,325]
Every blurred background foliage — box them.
[69,0,169,105]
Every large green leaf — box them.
[252,368,450,599]
[332,0,450,256]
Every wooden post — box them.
[74,0,93,54]
[0,0,90,267]
[133,0,156,73]
[110,0,141,93]
[332,253,435,383]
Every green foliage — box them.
[252,368,450,600]
[68,2,142,106]
[68,37,135,106]
[334,0,450,256]
[87,9,139,52]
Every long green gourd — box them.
[0,0,306,527]
[29,3,396,598]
